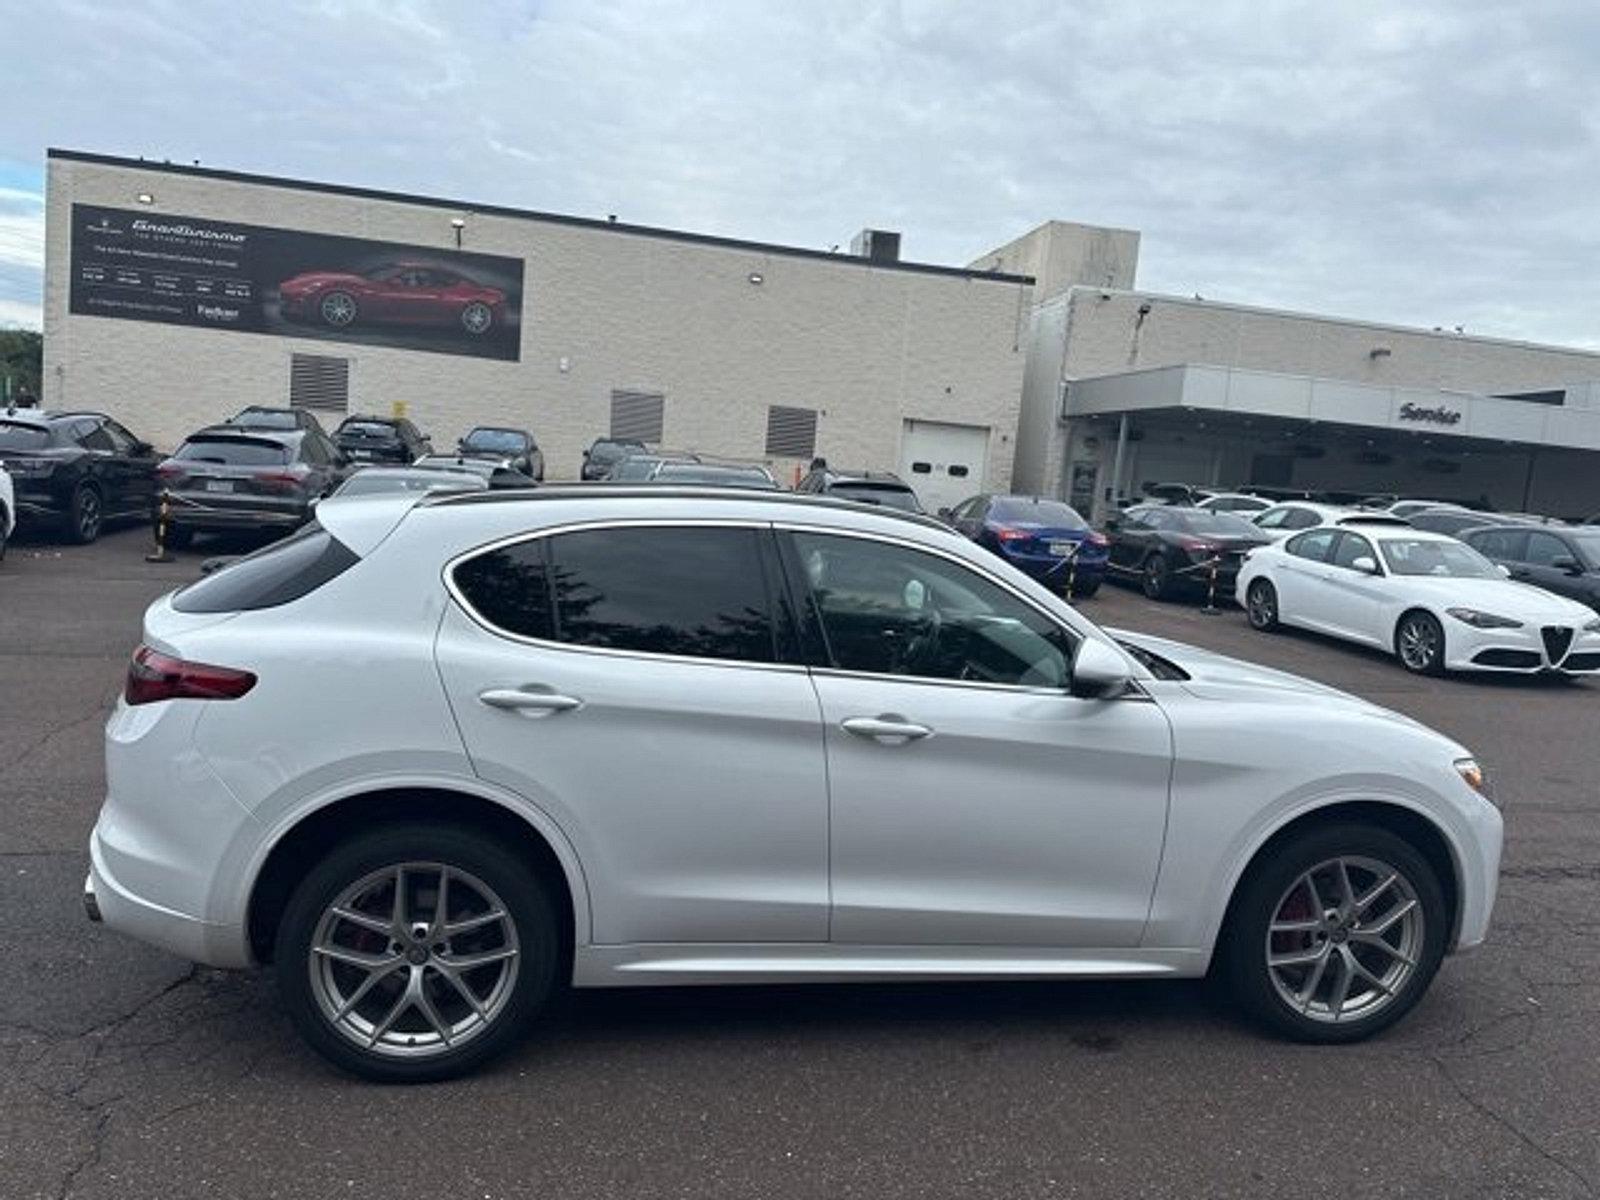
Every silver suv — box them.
[89,487,1501,1080]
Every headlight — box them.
[1455,757,1497,806]
[1585,618,1600,633]
[1446,607,1523,630]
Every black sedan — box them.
[0,410,160,543]
[1104,504,1272,601]
[581,437,645,481]
[1463,524,1600,613]
[156,426,348,547]
[333,415,432,465]
[457,426,544,481]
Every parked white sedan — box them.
[1238,523,1600,675]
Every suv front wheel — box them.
[275,823,561,1082]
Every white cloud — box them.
[5,0,1600,345]
[0,297,41,329]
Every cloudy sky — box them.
[3,0,1598,344]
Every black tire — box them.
[1246,579,1280,631]
[318,290,359,328]
[163,526,195,551]
[1141,553,1172,600]
[1071,578,1101,599]
[68,483,103,544]
[1395,610,1446,676]
[275,822,562,1083]
[1217,822,1448,1043]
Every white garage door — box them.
[898,419,990,514]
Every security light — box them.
[136,193,154,204]
[748,272,764,285]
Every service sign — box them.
[68,204,524,361]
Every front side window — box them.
[1286,530,1338,562]
[1331,532,1378,571]
[454,526,778,663]
[1525,531,1575,568]
[1467,528,1527,561]
[788,531,1078,688]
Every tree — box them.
[0,329,42,404]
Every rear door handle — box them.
[841,716,933,743]
[478,688,583,714]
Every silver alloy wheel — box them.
[1266,855,1423,1024]
[1397,615,1441,671]
[320,291,358,327]
[1247,581,1276,628]
[308,862,520,1059]
[76,487,101,540]
[460,301,493,334]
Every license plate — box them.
[351,448,372,459]
[1049,542,1074,557]
[204,480,234,493]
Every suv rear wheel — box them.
[275,823,560,1082]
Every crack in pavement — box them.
[1,695,116,774]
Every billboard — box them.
[68,204,524,361]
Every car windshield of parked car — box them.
[988,497,1087,528]
[0,421,50,450]
[589,440,640,465]
[232,409,299,430]
[609,457,661,481]
[1170,510,1262,537]
[461,429,527,454]
[336,470,483,497]
[339,420,399,438]
[828,482,923,512]
[175,437,291,466]
[652,464,777,488]
[1380,538,1501,578]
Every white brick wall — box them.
[44,157,1030,487]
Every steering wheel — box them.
[900,606,944,674]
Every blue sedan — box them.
[942,494,1109,597]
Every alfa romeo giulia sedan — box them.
[88,488,1503,1081]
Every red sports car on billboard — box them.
[277,262,507,336]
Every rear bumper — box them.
[1000,551,1109,583]
[167,496,309,531]
[87,824,251,967]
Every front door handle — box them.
[841,715,933,744]
[478,688,583,714]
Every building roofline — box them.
[1067,285,1600,366]
[47,149,1034,287]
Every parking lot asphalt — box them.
[1,526,1597,1200]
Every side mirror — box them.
[133,440,154,456]
[1552,556,1583,575]
[1351,555,1378,574]
[1070,638,1132,700]
[937,506,954,521]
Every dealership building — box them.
[39,148,1600,518]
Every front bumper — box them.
[1444,619,1600,674]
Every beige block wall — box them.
[44,158,1030,485]
[1062,290,1600,396]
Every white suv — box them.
[89,487,1503,1080]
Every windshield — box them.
[0,422,50,451]
[829,482,923,512]
[461,429,527,454]
[339,421,399,438]
[989,497,1087,528]
[1567,530,1600,569]
[175,438,290,466]
[336,471,481,496]
[589,440,641,464]
[653,464,777,488]
[1380,538,1501,578]
[610,457,660,481]
[1171,510,1263,537]
[232,409,300,430]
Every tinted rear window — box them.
[829,483,922,512]
[175,438,291,466]
[233,410,300,430]
[172,524,359,613]
[988,498,1087,528]
[653,465,777,488]
[1171,510,1262,536]
[339,421,400,438]
[454,526,776,662]
[0,422,51,451]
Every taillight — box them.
[1087,531,1110,547]
[125,645,257,705]
[256,468,309,492]
[156,463,185,481]
[1177,536,1219,553]
[994,526,1030,543]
